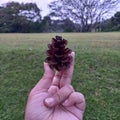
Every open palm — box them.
[25,52,85,120]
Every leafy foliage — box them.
[0,2,41,33]
[101,12,120,31]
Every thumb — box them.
[44,85,74,107]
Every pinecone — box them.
[45,36,72,71]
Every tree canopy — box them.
[0,2,41,33]
[49,0,120,32]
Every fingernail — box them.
[45,98,55,107]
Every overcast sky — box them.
[0,0,55,17]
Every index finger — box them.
[60,52,75,87]
[31,63,54,93]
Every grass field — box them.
[0,32,120,120]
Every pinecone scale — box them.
[45,36,72,71]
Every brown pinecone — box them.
[45,36,72,71]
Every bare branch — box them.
[49,0,120,32]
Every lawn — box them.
[0,32,120,120]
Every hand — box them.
[25,52,86,120]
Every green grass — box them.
[0,32,120,120]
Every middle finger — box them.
[48,71,62,94]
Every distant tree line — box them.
[0,1,120,33]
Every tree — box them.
[49,0,120,32]
[99,11,120,31]
[41,16,52,32]
[40,17,76,32]
[109,11,120,31]
[111,12,120,25]
[62,18,76,32]
[0,2,41,33]
[19,2,41,22]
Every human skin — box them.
[25,52,86,120]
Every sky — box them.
[0,0,55,17]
